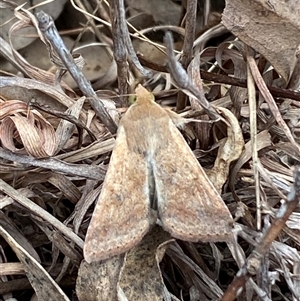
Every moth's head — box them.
[133,84,155,105]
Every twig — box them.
[29,100,97,143]
[247,51,261,231]
[181,0,197,70]
[35,11,118,134]
[137,55,300,101]
[164,32,220,121]
[221,167,300,301]
[109,0,152,106]
[109,0,129,106]
[176,0,197,111]
[0,147,106,180]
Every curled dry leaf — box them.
[0,0,66,50]
[229,130,272,195]
[215,41,248,118]
[56,97,85,152]
[7,5,73,91]
[206,106,245,193]
[0,76,75,109]
[0,99,57,158]
[95,90,122,124]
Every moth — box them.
[84,85,233,263]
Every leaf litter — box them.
[0,0,300,300]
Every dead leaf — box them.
[76,255,125,301]
[77,226,172,301]
[119,226,172,300]
[222,0,300,82]
[206,106,245,193]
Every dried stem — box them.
[109,0,129,106]
[221,167,300,301]
[109,0,152,106]
[176,0,198,111]
[137,54,300,101]
[36,11,118,134]
[181,0,197,69]
[0,147,106,180]
[164,32,220,121]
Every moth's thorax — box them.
[120,100,171,155]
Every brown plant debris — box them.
[0,0,300,300]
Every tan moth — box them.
[84,85,233,263]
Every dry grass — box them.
[0,1,300,300]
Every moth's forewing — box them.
[84,124,151,263]
[152,117,233,242]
